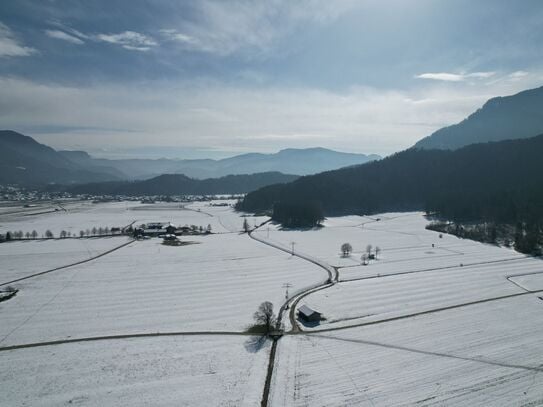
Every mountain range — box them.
[0,130,380,186]
[414,85,543,150]
[62,172,299,196]
[59,147,381,180]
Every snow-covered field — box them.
[0,237,129,284]
[270,295,543,406]
[2,201,543,406]
[0,335,269,406]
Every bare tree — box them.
[60,230,67,238]
[31,230,38,239]
[207,224,212,233]
[86,229,91,236]
[45,230,54,238]
[253,301,276,334]
[91,227,97,236]
[341,242,353,257]
[375,246,381,258]
[80,230,85,238]
[366,244,373,255]
[25,232,30,239]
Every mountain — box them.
[414,85,543,150]
[63,147,381,180]
[64,172,299,196]
[0,130,122,186]
[239,134,543,225]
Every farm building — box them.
[298,305,322,322]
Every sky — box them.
[1,0,543,159]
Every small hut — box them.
[298,305,322,322]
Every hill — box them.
[414,85,543,150]
[64,172,299,196]
[62,147,381,180]
[0,131,121,186]
[239,135,543,226]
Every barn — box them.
[298,304,322,322]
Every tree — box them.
[31,230,37,239]
[85,229,91,236]
[45,230,54,238]
[243,218,250,233]
[375,246,381,258]
[91,227,97,236]
[366,244,373,255]
[25,232,30,239]
[80,230,85,238]
[361,253,368,265]
[60,230,67,238]
[341,243,352,257]
[253,301,276,334]
[5,232,11,241]
[207,224,212,233]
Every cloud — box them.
[0,22,36,57]
[96,31,157,51]
[508,70,529,81]
[159,0,357,55]
[416,71,496,82]
[45,29,85,44]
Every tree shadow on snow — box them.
[243,335,267,353]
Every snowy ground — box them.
[0,335,269,407]
[3,202,543,406]
[0,237,129,284]
[270,295,543,406]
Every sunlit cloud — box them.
[416,71,496,82]
[0,22,36,57]
[96,31,157,51]
[45,29,85,45]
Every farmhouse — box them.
[298,304,322,322]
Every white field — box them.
[0,233,326,346]
[0,335,269,406]
[270,295,543,406]
[0,236,129,283]
[3,201,543,406]
[0,199,266,236]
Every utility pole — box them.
[291,241,296,255]
[283,283,292,309]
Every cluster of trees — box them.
[3,226,123,241]
[341,242,381,264]
[271,201,324,228]
[427,221,541,255]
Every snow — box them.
[3,203,543,406]
[0,230,325,346]
[0,237,129,284]
[270,295,543,406]
[0,335,269,406]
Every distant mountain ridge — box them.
[60,146,381,180]
[0,130,123,186]
[63,172,299,196]
[414,85,543,150]
[0,130,380,186]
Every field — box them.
[2,200,543,406]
